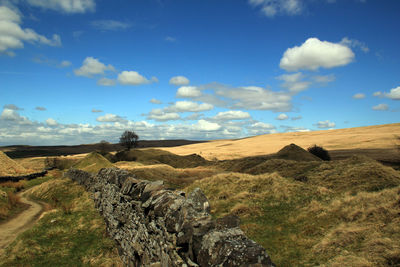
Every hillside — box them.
[0,151,29,176]
[159,123,400,162]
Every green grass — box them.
[0,178,122,267]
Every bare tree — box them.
[119,130,139,151]
[98,140,110,155]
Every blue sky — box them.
[0,0,399,145]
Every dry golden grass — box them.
[72,152,114,173]
[0,151,30,176]
[159,123,400,160]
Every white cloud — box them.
[176,86,201,98]
[46,118,58,126]
[372,103,389,111]
[150,98,162,104]
[0,6,61,56]
[312,74,336,83]
[353,93,366,99]
[146,109,180,122]
[4,104,22,110]
[26,0,96,13]
[277,72,311,92]
[97,77,116,86]
[247,122,276,135]
[96,113,124,122]
[215,85,293,112]
[74,57,115,78]
[194,120,221,131]
[1,108,21,120]
[249,0,303,17]
[91,20,131,31]
[291,115,302,121]
[281,125,310,132]
[60,60,71,67]
[280,38,355,71]
[276,113,289,120]
[212,110,251,121]
[373,91,383,97]
[170,76,190,86]
[384,86,400,100]
[117,71,154,85]
[315,120,336,129]
[166,101,213,113]
[340,37,369,53]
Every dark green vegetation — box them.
[308,144,331,161]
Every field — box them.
[0,123,399,266]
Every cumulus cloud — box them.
[170,76,190,86]
[46,118,58,126]
[96,113,124,122]
[280,38,355,71]
[146,109,180,122]
[150,98,162,104]
[249,0,303,17]
[176,86,201,98]
[340,37,369,53]
[281,125,310,132]
[33,56,71,68]
[276,113,289,120]
[117,71,155,85]
[212,110,251,121]
[74,57,115,78]
[247,122,276,135]
[277,72,311,92]
[26,0,96,13]
[4,104,22,110]
[373,91,383,97]
[315,120,336,129]
[372,103,388,111]
[384,86,400,100]
[166,101,213,113]
[97,77,116,86]
[194,120,221,131]
[353,93,366,99]
[291,115,302,121]
[312,74,336,83]
[91,20,131,31]
[0,6,61,56]
[35,106,46,111]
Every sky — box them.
[0,0,399,145]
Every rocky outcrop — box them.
[67,168,274,267]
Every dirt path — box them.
[0,192,43,255]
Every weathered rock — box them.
[67,168,275,267]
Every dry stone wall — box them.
[67,168,275,267]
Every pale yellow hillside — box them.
[158,123,400,160]
[0,151,29,176]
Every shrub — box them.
[308,145,331,161]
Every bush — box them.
[307,145,331,161]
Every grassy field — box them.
[1,124,399,266]
[0,175,122,267]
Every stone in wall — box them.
[67,168,275,267]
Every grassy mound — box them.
[0,151,29,176]
[217,143,322,173]
[115,148,209,168]
[73,152,113,173]
[275,143,322,162]
[114,161,219,189]
[0,178,122,266]
[306,155,400,193]
[185,170,400,266]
